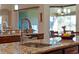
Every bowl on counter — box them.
[61,35,75,40]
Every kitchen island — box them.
[0,38,79,54]
[0,33,44,44]
[0,34,20,44]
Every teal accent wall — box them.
[18,8,38,29]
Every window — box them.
[50,16,58,31]
[32,25,38,33]
[0,16,2,31]
[50,15,76,34]
[50,6,76,35]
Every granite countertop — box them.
[20,39,79,54]
[0,38,79,54]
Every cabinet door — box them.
[65,46,78,54]
[47,50,63,54]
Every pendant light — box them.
[57,7,71,15]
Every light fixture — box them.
[63,8,67,14]
[57,8,71,15]
[67,9,71,13]
[57,8,61,14]
[61,12,64,15]
[14,4,18,10]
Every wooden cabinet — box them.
[0,35,20,44]
[37,33,44,39]
[47,50,63,54]
[27,33,44,39]
[64,46,78,54]
[45,46,78,54]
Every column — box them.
[39,5,50,40]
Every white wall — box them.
[40,5,50,40]
[11,11,19,30]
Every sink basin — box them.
[21,42,51,48]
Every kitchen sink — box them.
[21,42,51,48]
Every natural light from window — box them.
[0,16,2,31]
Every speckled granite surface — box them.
[0,42,50,54]
[0,39,79,54]
[0,39,51,54]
